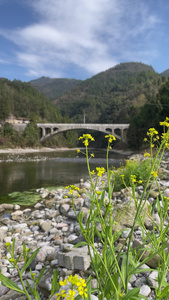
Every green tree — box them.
[24,121,40,147]
[3,122,15,137]
[0,96,11,121]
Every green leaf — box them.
[121,253,127,285]
[23,242,26,260]
[122,287,140,300]
[22,248,40,274]
[156,196,161,217]
[0,273,24,294]
[12,238,15,257]
[26,279,35,296]
[99,189,105,209]
[50,269,59,297]
[158,284,169,299]
[73,241,88,248]
[37,266,46,284]
[87,275,92,300]
[16,253,21,264]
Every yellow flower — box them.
[70,185,80,191]
[69,189,73,195]
[91,153,95,158]
[160,117,169,127]
[59,278,68,286]
[56,289,67,300]
[131,175,136,183]
[5,242,11,247]
[77,286,87,298]
[144,152,150,157]
[90,170,95,175]
[79,134,95,147]
[77,278,87,298]
[147,128,158,136]
[164,196,169,202]
[151,171,158,178]
[138,180,143,184]
[68,185,80,195]
[66,290,76,300]
[77,278,86,288]
[105,134,116,143]
[68,275,79,286]
[96,167,105,177]
[84,140,89,147]
[76,149,80,153]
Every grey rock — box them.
[134,277,147,287]
[67,234,78,243]
[67,210,77,220]
[0,285,9,297]
[59,204,70,215]
[39,220,52,232]
[36,246,56,262]
[38,272,53,296]
[1,204,14,210]
[163,188,169,198]
[74,254,91,270]
[140,285,151,297]
[148,271,159,288]
[130,274,136,284]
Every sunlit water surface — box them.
[0,149,128,204]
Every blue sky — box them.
[0,0,169,82]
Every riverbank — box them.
[0,147,71,154]
[0,146,133,155]
[0,153,169,299]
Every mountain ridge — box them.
[29,62,168,101]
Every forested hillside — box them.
[52,62,167,124]
[0,78,62,122]
[30,77,81,99]
[0,78,79,148]
[161,69,169,77]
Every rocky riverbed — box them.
[0,153,169,299]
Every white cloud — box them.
[0,0,162,78]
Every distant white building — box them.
[5,114,29,124]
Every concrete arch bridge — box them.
[37,123,129,143]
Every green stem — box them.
[16,265,32,300]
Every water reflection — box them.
[0,150,127,199]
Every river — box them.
[0,149,129,204]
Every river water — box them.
[0,149,129,204]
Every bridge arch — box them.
[37,123,129,143]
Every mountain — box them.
[52,62,167,124]
[30,77,81,99]
[160,69,169,77]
